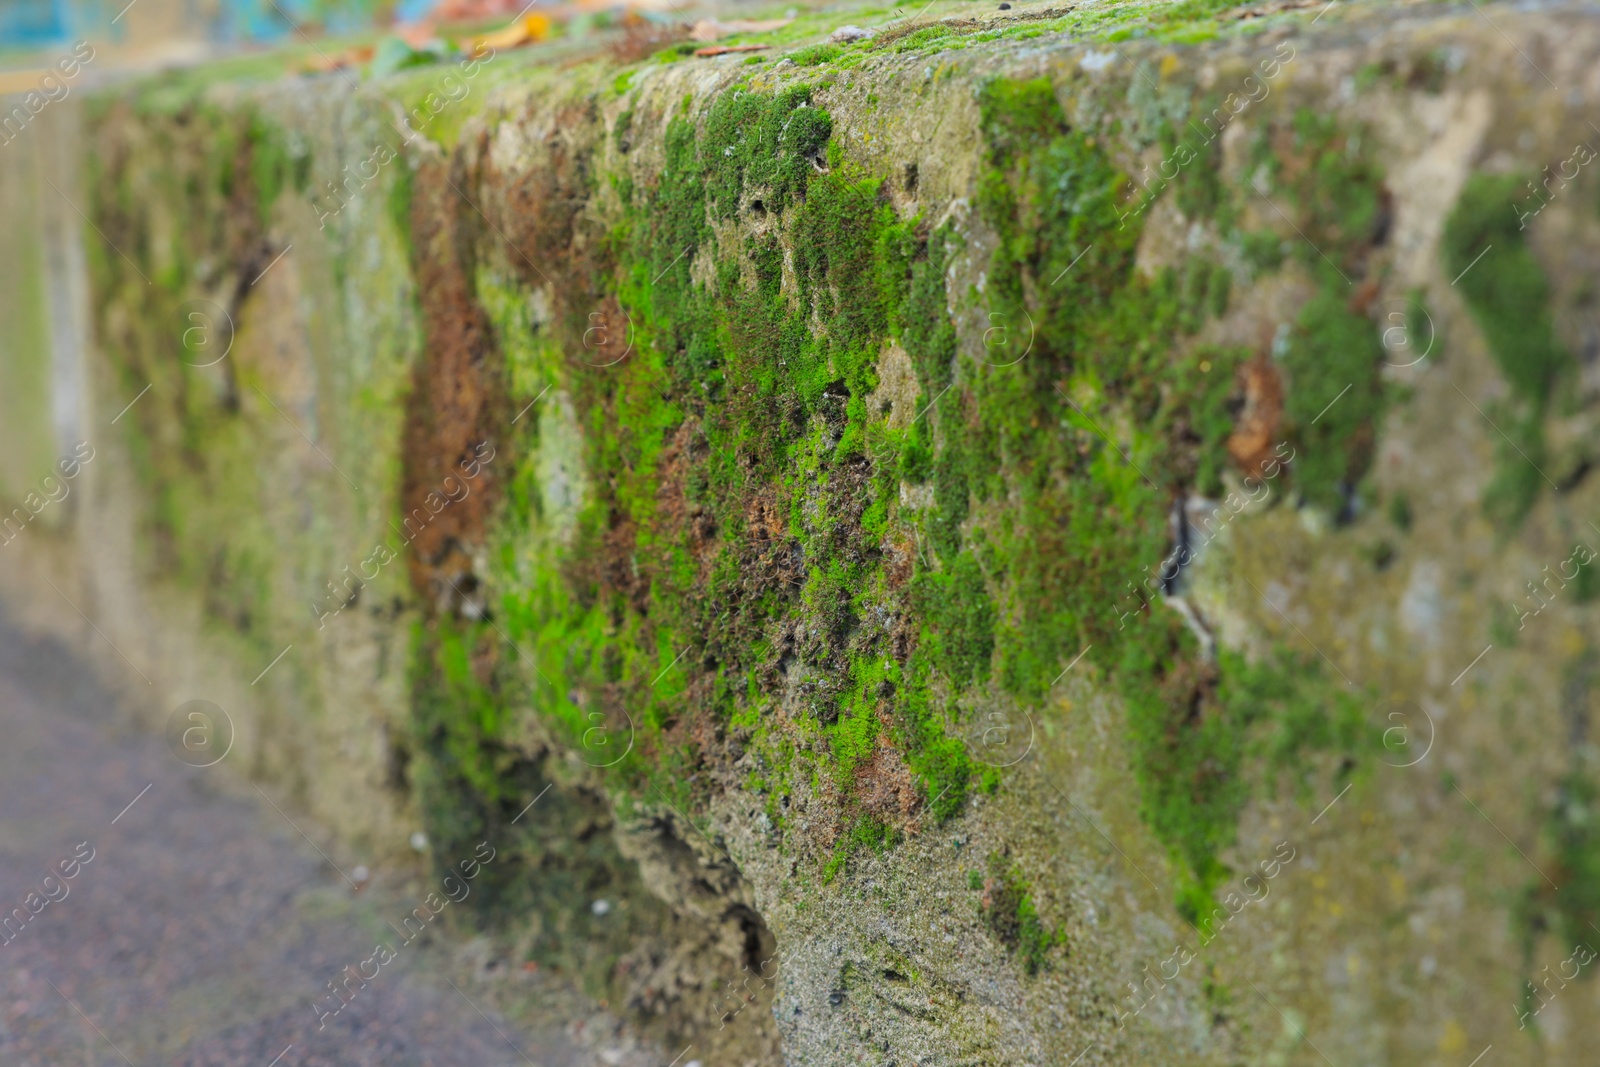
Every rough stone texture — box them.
[7,2,1600,1065]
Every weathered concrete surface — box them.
[7,2,1600,1065]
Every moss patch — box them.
[1443,172,1573,531]
[972,851,1066,976]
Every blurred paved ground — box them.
[0,604,584,1067]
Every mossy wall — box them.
[14,3,1600,1064]
[0,111,74,513]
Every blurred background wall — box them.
[0,0,422,510]
[0,89,84,524]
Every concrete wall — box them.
[9,5,1600,1064]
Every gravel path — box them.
[0,606,589,1067]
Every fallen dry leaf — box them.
[693,42,771,56]
[473,11,553,50]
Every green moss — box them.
[370,68,1389,922]
[1516,659,1600,992]
[1388,491,1412,532]
[974,851,1066,975]
[1159,110,1232,227]
[1443,172,1573,530]
[1444,173,1569,405]
[1482,414,1547,529]
[825,814,901,883]
[1542,766,1600,946]
[889,24,958,52]
[410,624,693,998]
[612,105,634,152]
[436,84,994,873]
[410,618,520,814]
[1126,638,1369,919]
[904,225,958,373]
[1259,109,1387,283]
[1169,345,1249,498]
[789,43,843,65]
[704,85,832,220]
[246,112,298,223]
[385,150,415,258]
[1236,109,1393,515]
[82,103,304,665]
[1239,229,1286,273]
[1573,552,1600,604]
[961,78,1377,911]
[912,550,996,688]
[62,0,1465,1011]
[1281,288,1386,513]
[80,44,1429,984]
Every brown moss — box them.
[399,158,508,610]
[582,293,637,370]
[655,420,722,567]
[742,488,803,590]
[854,735,922,832]
[470,629,501,686]
[483,99,605,342]
[884,534,915,589]
[601,515,647,614]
